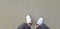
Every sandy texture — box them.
[0,0,60,29]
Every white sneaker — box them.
[37,17,43,25]
[26,15,32,24]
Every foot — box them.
[35,17,43,28]
[26,15,32,26]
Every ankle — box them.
[28,23,32,26]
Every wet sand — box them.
[0,0,60,29]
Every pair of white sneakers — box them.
[26,15,43,27]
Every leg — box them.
[36,24,50,29]
[35,17,50,29]
[17,23,31,29]
[17,15,32,29]
[35,24,43,29]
